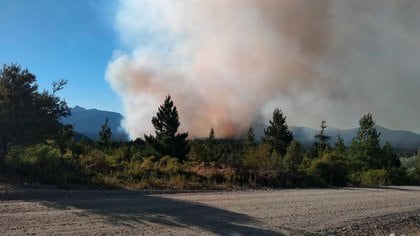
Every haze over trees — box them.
[0,64,419,189]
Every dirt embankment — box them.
[0,185,419,235]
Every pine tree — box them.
[244,126,256,149]
[262,108,293,156]
[349,113,382,169]
[314,120,330,153]
[99,118,112,146]
[145,95,189,161]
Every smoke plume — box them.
[106,0,420,139]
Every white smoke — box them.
[106,0,420,139]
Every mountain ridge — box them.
[289,125,420,152]
[61,106,128,141]
[62,106,420,152]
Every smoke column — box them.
[106,0,420,139]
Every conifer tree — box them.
[244,126,256,149]
[99,118,112,146]
[262,108,293,156]
[349,113,382,169]
[205,127,219,162]
[314,120,330,153]
[145,95,189,161]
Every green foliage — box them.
[244,126,256,149]
[0,64,69,163]
[359,169,389,187]
[188,135,218,163]
[188,138,243,165]
[348,114,383,170]
[0,69,415,189]
[204,127,220,162]
[99,118,112,146]
[262,108,293,156]
[381,142,401,169]
[144,95,189,161]
[243,143,275,171]
[242,143,283,185]
[54,124,75,154]
[284,140,304,171]
[403,152,420,185]
[6,144,87,185]
[306,152,348,186]
[334,136,346,155]
[79,149,115,174]
[313,120,331,156]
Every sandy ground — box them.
[0,185,419,235]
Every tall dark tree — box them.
[145,95,189,161]
[208,127,216,145]
[0,64,69,164]
[262,108,293,156]
[99,118,112,146]
[381,142,401,169]
[314,120,330,153]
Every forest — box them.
[1,64,419,189]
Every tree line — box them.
[1,64,419,188]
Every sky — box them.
[1,1,419,136]
[0,0,122,112]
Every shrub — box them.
[79,149,120,174]
[306,152,348,186]
[6,144,87,185]
[359,169,389,187]
[403,154,420,185]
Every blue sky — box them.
[0,0,122,113]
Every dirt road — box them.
[0,186,419,235]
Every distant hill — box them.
[61,106,128,141]
[290,126,420,153]
[61,106,420,152]
[253,122,420,152]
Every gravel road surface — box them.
[0,186,419,235]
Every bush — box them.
[242,143,283,185]
[6,144,87,185]
[79,149,120,174]
[305,152,348,186]
[404,154,420,185]
[359,169,389,187]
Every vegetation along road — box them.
[0,185,419,235]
